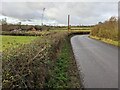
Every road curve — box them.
[71,35,118,88]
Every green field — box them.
[1,35,38,51]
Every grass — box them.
[90,36,119,47]
[46,36,81,88]
[46,38,70,88]
[1,35,38,51]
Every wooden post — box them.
[68,15,70,32]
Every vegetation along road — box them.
[71,35,118,88]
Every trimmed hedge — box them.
[2,32,68,89]
[2,25,50,31]
[1,31,52,36]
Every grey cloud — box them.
[1,2,118,25]
[1,0,119,2]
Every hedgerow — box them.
[2,32,68,89]
[1,31,52,36]
[90,17,118,41]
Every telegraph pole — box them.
[68,15,70,32]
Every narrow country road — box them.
[71,35,118,88]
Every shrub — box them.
[90,16,118,41]
[1,31,53,36]
[2,32,68,89]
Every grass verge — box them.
[90,36,119,47]
[45,35,81,89]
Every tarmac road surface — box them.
[71,35,118,88]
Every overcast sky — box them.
[0,1,118,26]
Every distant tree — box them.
[18,22,21,25]
[98,22,103,24]
[18,22,22,29]
[109,16,117,22]
[1,18,7,25]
